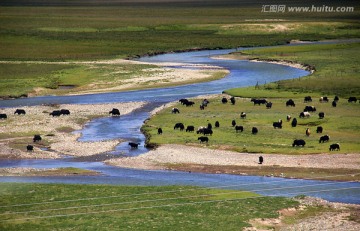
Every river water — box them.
[1,47,359,204]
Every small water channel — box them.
[1,46,359,204]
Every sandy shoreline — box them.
[0,58,229,98]
[212,53,315,73]
[106,144,360,171]
[0,102,145,159]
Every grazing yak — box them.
[197,126,206,134]
[319,96,329,103]
[273,119,282,129]
[231,120,236,127]
[50,110,62,117]
[286,115,291,122]
[14,109,26,115]
[109,108,120,116]
[258,156,264,164]
[186,125,195,132]
[332,101,337,107]
[348,97,357,103]
[329,143,340,151]
[286,99,295,107]
[202,99,210,107]
[157,128,163,135]
[316,126,323,133]
[299,111,311,118]
[0,114,7,119]
[251,98,267,105]
[184,101,195,107]
[215,121,220,128]
[200,104,205,110]
[291,118,297,127]
[319,135,330,143]
[171,107,180,114]
[60,109,70,115]
[33,135,42,142]
[252,127,258,134]
[203,128,213,136]
[179,98,189,105]
[230,96,236,105]
[240,112,246,119]
[221,97,228,104]
[318,112,325,119]
[198,136,209,143]
[304,96,312,103]
[207,123,212,130]
[293,139,306,147]
[235,125,244,132]
[128,142,140,148]
[334,96,339,102]
[304,106,316,112]
[266,102,272,109]
[174,123,185,131]
[197,127,212,135]
[26,145,34,152]
[306,128,311,136]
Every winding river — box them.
[1,47,359,204]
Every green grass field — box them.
[0,183,298,230]
[143,95,360,154]
[226,42,360,96]
[0,0,359,97]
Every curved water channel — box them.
[1,47,359,204]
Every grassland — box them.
[0,0,359,97]
[225,42,360,97]
[0,183,298,230]
[142,95,360,155]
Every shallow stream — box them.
[1,47,359,204]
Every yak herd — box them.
[1,95,358,153]
[153,95,359,152]
[0,106,142,151]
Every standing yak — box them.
[109,108,120,116]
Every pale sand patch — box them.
[0,167,99,176]
[81,67,228,95]
[245,197,360,231]
[0,59,228,96]
[0,102,145,159]
[212,54,313,73]
[106,144,360,171]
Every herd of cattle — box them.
[158,95,358,152]
[0,107,133,151]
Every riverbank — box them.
[212,53,315,73]
[106,144,360,181]
[0,102,145,159]
[0,58,229,99]
[0,167,100,176]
